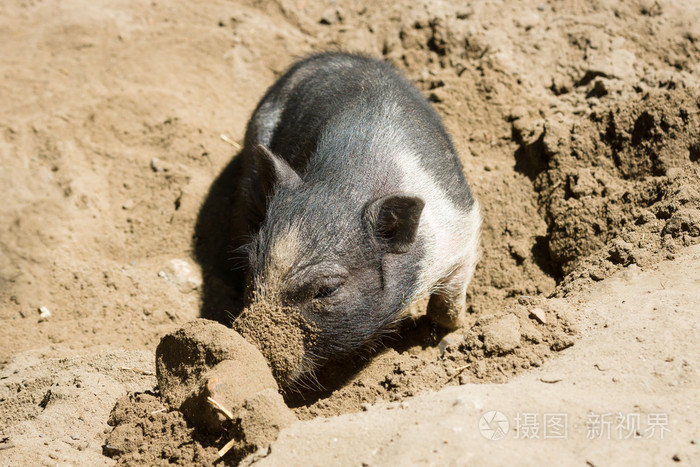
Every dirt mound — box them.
[107,320,296,465]
[526,88,700,291]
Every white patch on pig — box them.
[390,141,481,303]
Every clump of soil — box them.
[105,389,296,465]
[520,88,700,293]
[104,392,220,465]
[232,297,318,386]
[155,319,277,411]
[107,319,296,465]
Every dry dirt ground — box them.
[1,0,699,465]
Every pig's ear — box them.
[253,144,302,194]
[365,194,425,254]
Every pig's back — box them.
[246,52,474,211]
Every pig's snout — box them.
[232,299,317,387]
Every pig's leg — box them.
[426,263,471,330]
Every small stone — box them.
[588,78,608,98]
[635,210,656,225]
[507,107,527,121]
[589,267,606,281]
[150,158,163,172]
[609,238,635,266]
[470,129,490,143]
[319,8,338,25]
[158,259,202,293]
[514,11,539,29]
[70,434,80,440]
[121,199,134,210]
[529,307,547,324]
[429,88,449,103]
[38,306,52,322]
[639,0,663,16]
[550,333,575,351]
[581,48,636,83]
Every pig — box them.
[230,52,481,386]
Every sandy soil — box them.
[1,0,698,465]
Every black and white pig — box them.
[231,52,481,385]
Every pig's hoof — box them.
[426,295,466,330]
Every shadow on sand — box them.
[192,149,249,324]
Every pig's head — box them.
[235,144,425,387]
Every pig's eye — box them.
[314,285,338,300]
[313,280,342,301]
